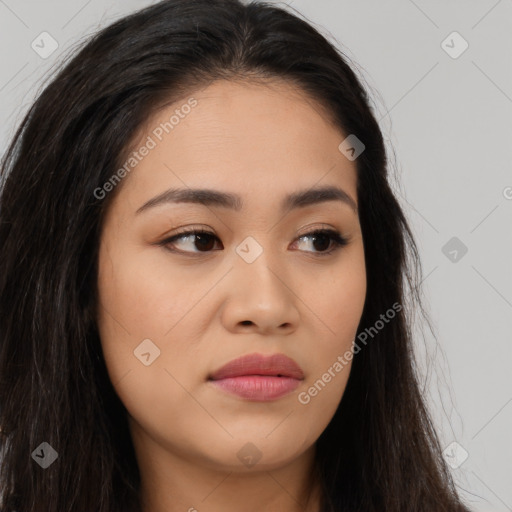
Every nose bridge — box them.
[234,233,285,298]
[225,233,299,330]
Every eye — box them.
[158,228,349,256]
[292,229,349,255]
[160,229,222,254]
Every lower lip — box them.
[209,376,301,401]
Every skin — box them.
[96,79,367,512]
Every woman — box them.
[0,0,471,510]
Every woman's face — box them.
[97,79,366,473]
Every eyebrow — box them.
[135,185,357,215]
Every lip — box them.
[208,353,304,401]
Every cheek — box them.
[296,244,366,343]
[95,245,202,436]
[294,245,365,404]
[331,244,366,332]
[96,240,217,400]
[96,241,199,342]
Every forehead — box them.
[111,79,358,214]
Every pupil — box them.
[313,233,330,252]
[196,234,214,251]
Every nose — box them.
[220,248,300,335]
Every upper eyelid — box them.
[166,221,342,237]
[164,226,343,241]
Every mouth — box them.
[208,353,304,401]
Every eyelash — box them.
[158,227,349,257]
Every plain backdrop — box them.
[0,1,511,510]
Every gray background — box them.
[1,0,511,510]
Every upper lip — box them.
[208,353,305,380]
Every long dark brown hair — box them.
[0,0,471,510]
